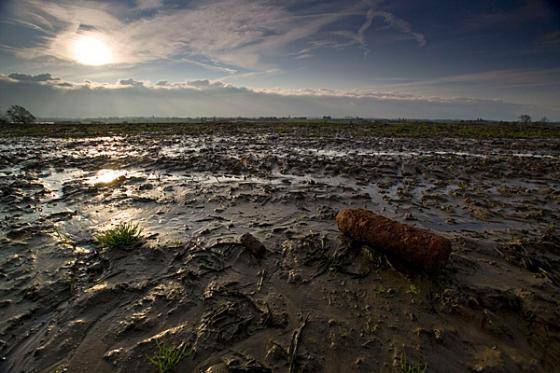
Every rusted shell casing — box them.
[336,209,451,271]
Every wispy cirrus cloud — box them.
[537,31,560,48]
[3,0,353,69]
[3,0,426,71]
[368,11,426,47]
[291,0,426,59]
[385,68,560,90]
[135,0,163,11]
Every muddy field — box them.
[1,123,560,372]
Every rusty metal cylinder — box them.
[336,208,452,271]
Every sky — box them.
[0,0,559,120]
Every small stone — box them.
[104,348,124,365]
[433,328,443,343]
[138,183,154,191]
[86,261,103,274]
[354,357,365,367]
[287,270,302,283]
[239,233,266,257]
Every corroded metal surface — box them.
[337,208,452,271]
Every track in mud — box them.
[1,132,560,372]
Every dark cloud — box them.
[187,80,226,89]
[77,23,97,32]
[119,78,144,87]
[55,82,74,87]
[188,79,212,87]
[8,73,58,82]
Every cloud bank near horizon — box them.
[1,73,556,121]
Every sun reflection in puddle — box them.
[93,169,127,185]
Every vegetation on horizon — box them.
[1,105,36,124]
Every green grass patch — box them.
[406,284,419,295]
[401,353,428,373]
[147,341,190,373]
[95,222,143,249]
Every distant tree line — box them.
[518,114,550,124]
[0,105,554,125]
[0,105,36,124]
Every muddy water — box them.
[1,134,559,372]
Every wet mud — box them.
[1,130,559,372]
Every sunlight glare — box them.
[94,169,125,185]
[72,35,113,66]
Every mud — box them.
[0,128,559,372]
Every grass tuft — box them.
[401,353,427,373]
[95,222,143,249]
[147,341,190,373]
[406,284,419,295]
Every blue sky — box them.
[1,0,559,119]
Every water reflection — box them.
[93,169,126,185]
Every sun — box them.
[72,35,113,66]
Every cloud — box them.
[150,79,228,90]
[292,2,426,59]
[390,68,560,89]
[1,72,557,120]
[7,0,360,69]
[537,31,560,48]
[77,24,97,32]
[135,0,163,11]
[370,11,426,47]
[186,80,224,89]
[364,68,560,110]
[291,37,357,59]
[119,78,144,87]
[8,72,58,82]
[356,7,376,54]
[5,0,426,71]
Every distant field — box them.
[1,120,560,138]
